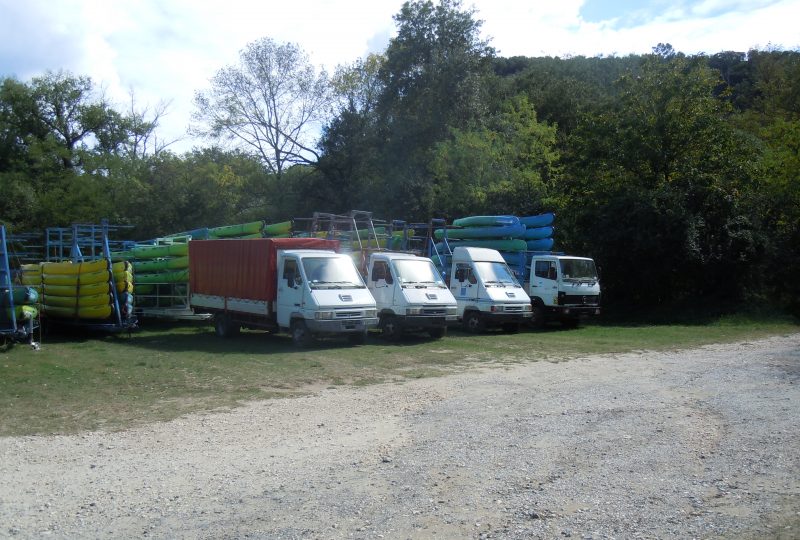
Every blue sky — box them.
[1,0,797,152]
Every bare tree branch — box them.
[191,37,331,178]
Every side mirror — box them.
[548,268,557,280]
[455,269,465,282]
[294,274,303,287]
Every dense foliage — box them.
[1,1,798,316]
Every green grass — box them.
[1,315,796,436]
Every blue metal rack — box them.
[1,225,38,346]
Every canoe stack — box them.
[432,212,556,275]
[2,282,39,325]
[21,259,134,320]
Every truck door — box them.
[450,262,479,303]
[277,256,303,327]
[530,259,558,306]
[369,259,394,310]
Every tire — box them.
[348,331,367,345]
[428,326,446,339]
[214,314,238,338]
[463,311,484,334]
[530,302,545,329]
[380,315,401,340]
[291,319,312,347]
[502,322,519,333]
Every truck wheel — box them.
[463,312,484,333]
[530,303,545,329]
[348,331,367,345]
[214,314,238,338]
[428,326,446,339]
[380,315,401,340]
[291,320,312,347]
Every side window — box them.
[283,259,298,286]
[534,260,550,279]
[535,261,557,280]
[371,261,392,284]
[455,263,471,283]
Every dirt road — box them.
[2,334,799,539]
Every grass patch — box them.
[0,315,796,436]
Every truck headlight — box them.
[446,306,457,316]
[490,305,504,312]
[523,304,532,311]
[315,311,334,320]
[364,309,377,318]
[406,307,422,315]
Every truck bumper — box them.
[305,317,379,334]
[481,312,532,326]
[398,315,458,329]
[550,306,601,319]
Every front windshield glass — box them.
[392,259,445,287]
[474,261,520,286]
[303,257,365,289]
[560,259,598,280]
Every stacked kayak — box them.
[2,285,40,324]
[26,259,134,320]
[435,213,555,252]
[520,212,555,251]
[112,242,190,297]
[433,213,557,276]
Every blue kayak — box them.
[523,226,554,240]
[520,213,555,228]
[526,238,555,251]
[435,238,528,252]
[434,223,526,240]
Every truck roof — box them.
[452,246,505,263]
[280,249,339,257]
[532,254,595,262]
[369,251,428,262]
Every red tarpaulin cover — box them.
[189,238,339,301]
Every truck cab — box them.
[276,250,378,344]
[366,252,457,339]
[525,254,601,327]
[448,247,532,333]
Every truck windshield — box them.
[560,259,598,280]
[392,259,446,287]
[303,257,365,289]
[474,261,520,287]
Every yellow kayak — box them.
[42,270,110,286]
[43,293,113,308]
[42,304,113,319]
[116,281,134,294]
[43,282,111,297]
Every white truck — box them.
[366,252,457,339]
[448,247,532,333]
[189,238,378,346]
[524,253,601,327]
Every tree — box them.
[430,94,558,217]
[376,0,497,217]
[192,37,331,178]
[563,45,762,307]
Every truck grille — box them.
[335,311,362,319]
[422,307,447,316]
[505,305,525,313]
[562,295,600,306]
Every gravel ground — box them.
[1,334,799,539]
